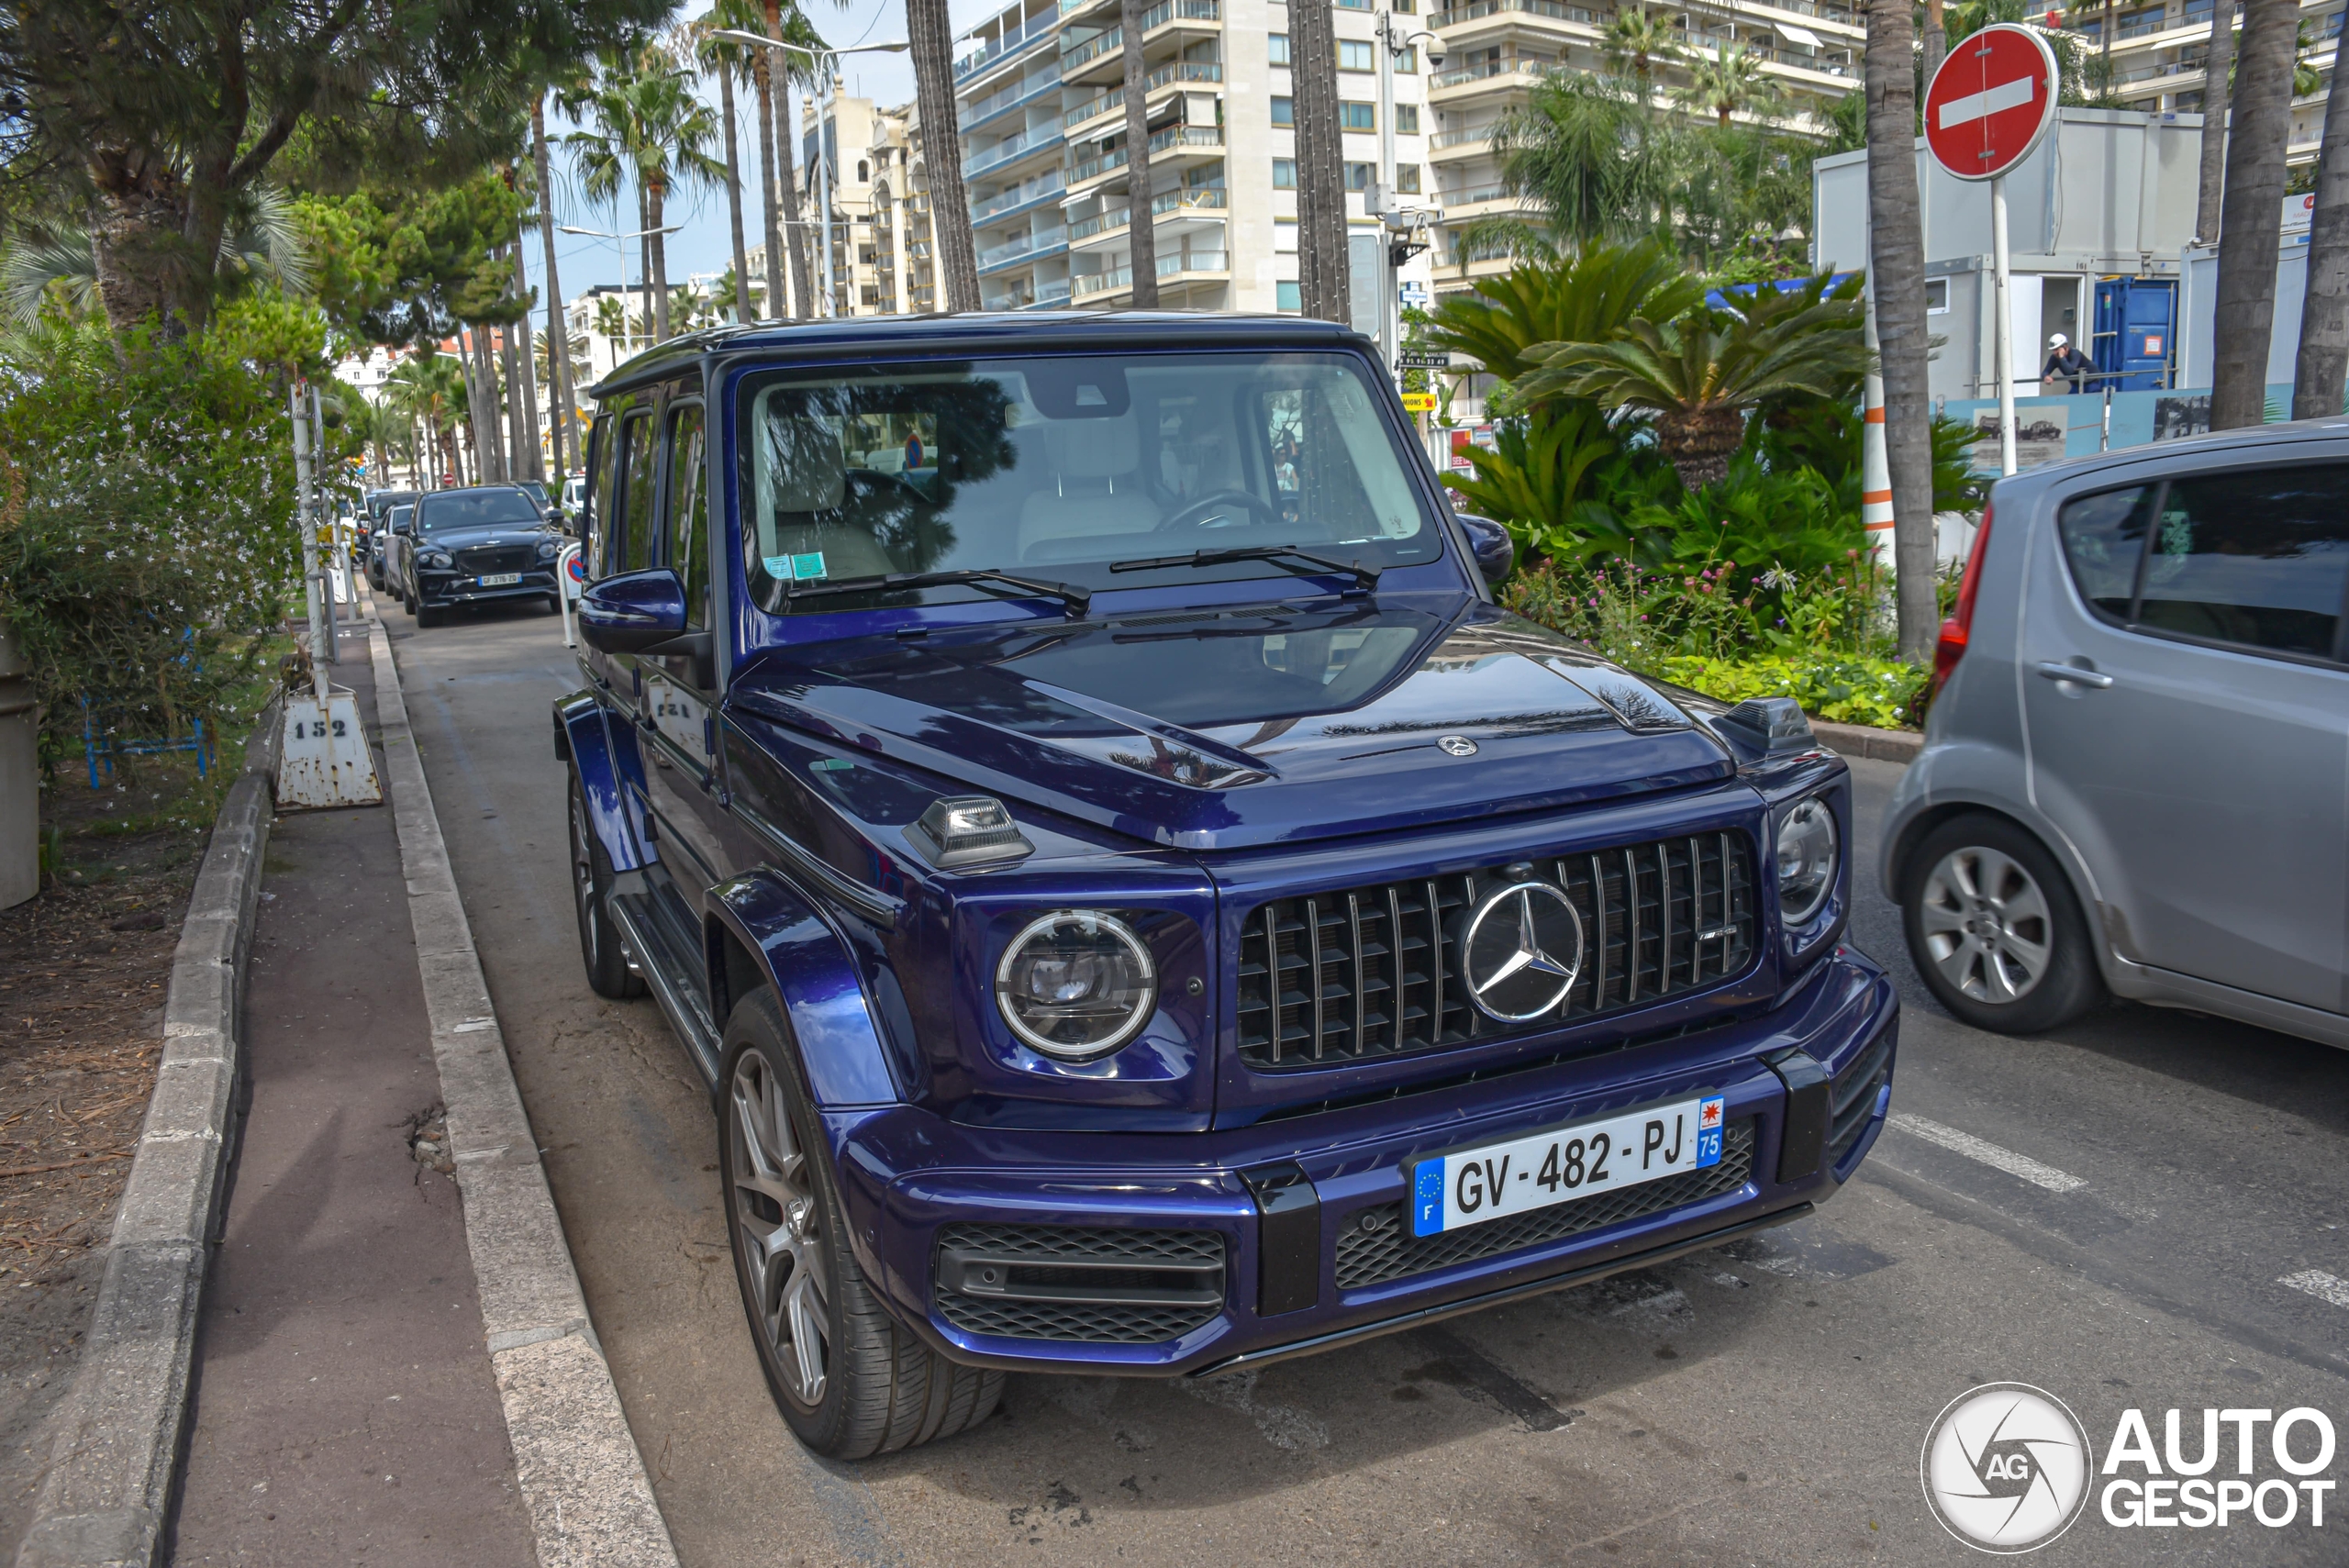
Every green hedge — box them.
[1646,652,1926,731]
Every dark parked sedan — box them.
[388,485,564,628]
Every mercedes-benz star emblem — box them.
[1437,735,1478,757]
[1461,880,1585,1021]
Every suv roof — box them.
[587,310,1372,398]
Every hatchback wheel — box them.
[1903,815,2104,1034]
[721,992,1002,1459]
[568,773,644,1000]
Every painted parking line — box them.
[2277,1269,2349,1310]
[1887,1113,2087,1193]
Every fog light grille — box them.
[1334,1121,1756,1289]
[933,1223,1225,1344]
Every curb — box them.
[14,698,283,1568]
[1809,718,1921,764]
[361,603,679,1568]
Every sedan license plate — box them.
[477,572,521,587]
[1409,1094,1725,1236]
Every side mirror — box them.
[1454,512,1514,586]
[391,517,412,536]
[580,567,688,654]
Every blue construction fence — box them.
[1936,384,2298,476]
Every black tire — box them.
[1901,813,2105,1034]
[568,773,645,1000]
[402,584,417,617]
[416,599,443,628]
[720,991,1002,1460]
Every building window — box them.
[1396,46,1417,72]
[1925,277,1950,314]
[857,160,869,182]
[1346,161,1375,191]
[1341,101,1375,130]
[1275,219,1298,251]
[1278,281,1302,311]
[1274,158,1297,188]
[1269,32,1290,65]
[1397,165,1421,194]
[1396,105,1420,135]
[1340,39,1375,71]
[1272,96,1294,126]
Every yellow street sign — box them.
[1399,393,1439,413]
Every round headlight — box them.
[421,550,451,569]
[994,911,1156,1059]
[1776,795,1840,927]
[537,539,561,561]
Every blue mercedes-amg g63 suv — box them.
[555,313,1897,1459]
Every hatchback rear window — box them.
[2143,467,2349,658]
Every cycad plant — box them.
[1422,237,1707,384]
[1516,272,1869,490]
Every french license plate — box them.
[477,572,521,586]
[1409,1094,1725,1237]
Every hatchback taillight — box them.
[1931,504,1993,699]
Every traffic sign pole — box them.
[1992,176,2017,476]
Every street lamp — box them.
[560,223,683,358]
[714,31,909,319]
[1374,13,1444,369]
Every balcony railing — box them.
[1430,0,1591,29]
[1066,124,1223,183]
[1060,0,1219,72]
[1072,248,1230,295]
[959,68,1063,131]
[1063,61,1224,128]
[970,171,1065,222]
[1067,186,1228,240]
[956,12,1054,81]
[1432,57,1552,87]
[977,228,1067,268]
[1430,126,1491,149]
[964,125,1064,179]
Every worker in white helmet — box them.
[2042,331,2091,394]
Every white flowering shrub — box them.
[0,324,296,765]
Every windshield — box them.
[736,351,1440,615]
[417,488,541,533]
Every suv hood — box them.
[728,601,1734,851]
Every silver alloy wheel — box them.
[1917,845,2054,1004]
[568,788,601,968]
[729,1052,829,1406]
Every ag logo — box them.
[1921,1383,2094,1552]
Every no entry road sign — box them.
[1924,24,2059,183]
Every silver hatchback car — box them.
[1881,420,2349,1045]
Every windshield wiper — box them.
[785,567,1091,617]
[1108,545,1380,593]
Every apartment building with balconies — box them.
[2061,0,2343,161]
[945,0,1442,317]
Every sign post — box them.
[1924,24,2059,478]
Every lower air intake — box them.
[932,1223,1226,1344]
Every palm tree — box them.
[536,326,595,400]
[2211,0,2299,428]
[1119,0,1159,308]
[695,4,761,324]
[1514,274,1868,490]
[1291,0,1349,322]
[763,0,831,318]
[1864,0,1938,662]
[2195,1,2235,243]
[908,0,980,310]
[1673,43,1780,129]
[1423,237,1706,384]
[565,43,729,343]
[533,94,578,480]
[1605,4,1684,110]
[4,184,314,325]
[2292,20,2349,417]
[1482,72,1675,254]
[388,352,467,489]
[1922,0,1948,83]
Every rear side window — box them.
[664,403,708,628]
[2056,485,2154,619]
[2143,466,2349,658]
[588,414,620,576]
[618,409,660,573]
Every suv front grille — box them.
[455,542,536,574]
[1236,832,1757,1070]
[1334,1120,1757,1289]
[932,1223,1226,1344]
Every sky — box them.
[537,0,1007,304]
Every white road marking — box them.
[2277,1269,2349,1310]
[1939,74,2037,129]
[1888,1113,2087,1192]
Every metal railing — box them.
[1432,57,1552,87]
[957,13,1054,80]
[1067,187,1228,240]
[960,68,1064,131]
[1430,0,1590,28]
[1071,248,1229,295]
[1063,62,1224,128]
[1430,126,1491,149]
[978,228,1067,268]
[964,125,1064,179]
[1060,0,1219,72]
[970,171,1065,221]
[1065,124,1223,183]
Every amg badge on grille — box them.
[1462,880,1585,1021]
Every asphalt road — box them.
[386,600,2348,1567]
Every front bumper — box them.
[828,948,1897,1377]
[418,567,559,606]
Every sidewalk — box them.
[169,622,534,1567]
